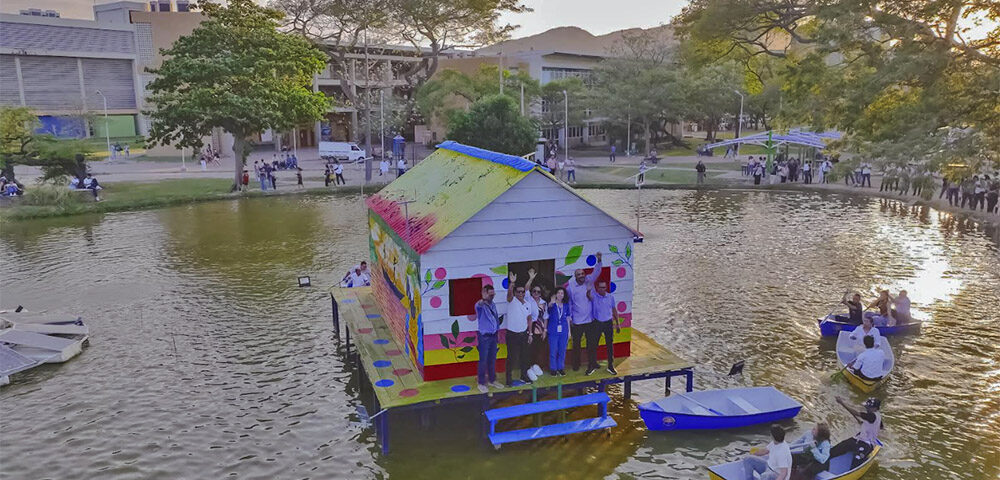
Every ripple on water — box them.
[0,191,997,480]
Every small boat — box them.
[0,313,89,366]
[707,444,882,480]
[638,386,802,431]
[835,331,894,393]
[818,313,921,337]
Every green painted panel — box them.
[92,115,136,138]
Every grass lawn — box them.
[586,166,728,184]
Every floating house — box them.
[366,141,643,381]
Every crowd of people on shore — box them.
[742,155,832,186]
[539,143,578,184]
[474,252,620,392]
[940,175,999,214]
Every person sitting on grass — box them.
[742,424,793,480]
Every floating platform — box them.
[330,286,693,454]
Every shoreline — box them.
[2,179,997,227]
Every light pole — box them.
[95,90,111,158]
[626,104,631,156]
[563,90,569,164]
[733,89,744,156]
[380,89,385,162]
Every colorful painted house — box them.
[366,141,642,381]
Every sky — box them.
[0,0,992,41]
[1,0,688,37]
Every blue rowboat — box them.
[818,314,921,337]
[638,386,802,431]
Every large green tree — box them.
[677,0,1000,171]
[446,94,536,155]
[587,31,687,155]
[145,0,330,190]
[415,64,540,128]
[0,106,39,187]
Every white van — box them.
[319,141,367,162]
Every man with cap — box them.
[830,396,883,468]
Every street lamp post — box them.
[95,90,111,159]
[626,104,631,157]
[733,90,744,156]
[563,90,569,164]
[380,89,385,162]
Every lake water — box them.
[1,190,997,480]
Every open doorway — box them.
[507,259,556,298]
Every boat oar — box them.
[355,404,387,427]
[820,290,850,323]
[673,391,725,416]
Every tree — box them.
[415,64,540,128]
[446,94,536,155]
[680,62,744,141]
[145,0,330,190]
[0,106,40,187]
[676,0,1000,171]
[32,137,94,184]
[536,77,584,143]
[588,31,686,155]
[273,0,530,144]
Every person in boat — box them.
[840,292,864,325]
[790,423,832,480]
[848,314,881,347]
[866,290,891,325]
[830,396,882,469]
[846,335,885,381]
[742,424,793,480]
[888,290,911,326]
[546,287,570,377]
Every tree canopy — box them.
[145,0,330,189]
[676,0,1000,171]
[446,94,536,156]
[415,64,540,127]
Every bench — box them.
[729,396,761,414]
[484,392,616,447]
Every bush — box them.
[21,185,84,208]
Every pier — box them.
[331,286,694,454]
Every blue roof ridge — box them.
[435,141,537,172]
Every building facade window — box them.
[541,67,592,85]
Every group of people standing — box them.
[875,164,929,194]
[474,252,620,393]
[743,156,832,186]
[941,175,999,214]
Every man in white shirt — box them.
[396,159,407,176]
[848,335,886,380]
[379,159,389,177]
[504,272,534,386]
[743,424,793,480]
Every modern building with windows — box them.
[0,13,144,138]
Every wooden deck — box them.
[331,286,691,411]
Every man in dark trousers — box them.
[474,285,503,393]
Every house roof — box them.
[366,141,641,255]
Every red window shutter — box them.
[449,277,483,316]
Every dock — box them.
[330,286,694,454]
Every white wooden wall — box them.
[419,172,638,339]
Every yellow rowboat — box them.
[707,445,882,480]
[835,331,894,393]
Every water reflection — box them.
[0,190,997,480]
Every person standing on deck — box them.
[504,273,534,386]
[830,397,882,469]
[546,287,570,376]
[588,280,620,375]
[566,252,602,374]
[474,285,503,393]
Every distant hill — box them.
[476,25,676,57]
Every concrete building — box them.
[415,25,679,150]
[0,13,144,138]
